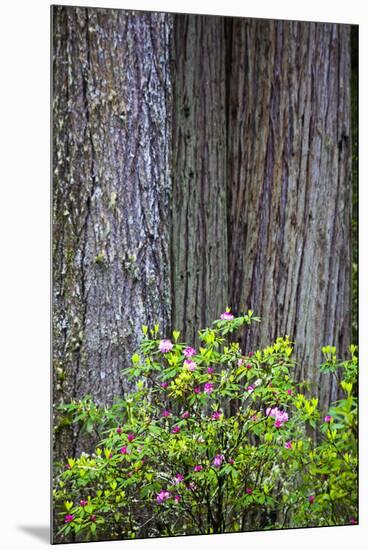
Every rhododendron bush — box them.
[53,311,357,542]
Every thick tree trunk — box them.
[171,15,228,344]
[52,6,173,458]
[227,20,352,406]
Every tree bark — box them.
[171,14,228,344]
[227,19,352,406]
[52,6,173,457]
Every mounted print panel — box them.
[51,4,358,543]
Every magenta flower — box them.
[207,367,214,374]
[284,441,292,449]
[204,382,214,394]
[156,490,171,504]
[350,518,357,525]
[174,494,182,502]
[266,407,289,427]
[308,495,315,504]
[171,425,181,434]
[65,464,71,470]
[116,427,122,435]
[220,311,234,320]
[161,382,168,389]
[90,515,97,522]
[228,458,235,464]
[183,346,197,357]
[79,500,88,507]
[184,359,196,371]
[248,351,254,357]
[182,411,190,419]
[187,482,197,491]
[193,386,201,394]
[251,414,258,421]
[211,410,222,421]
[159,339,173,353]
[246,488,253,495]
[213,454,224,467]
[246,363,252,370]
[162,409,171,417]
[324,415,332,423]
[174,473,185,484]
[247,384,255,393]
[120,446,128,455]
[127,433,135,442]
[64,514,74,524]
[287,389,293,396]
[194,464,203,472]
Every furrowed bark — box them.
[227,19,351,406]
[171,14,228,345]
[52,6,173,458]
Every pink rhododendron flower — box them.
[246,363,252,369]
[64,515,74,524]
[79,500,88,507]
[162,409,171,417]
[127,433,135,442]
[193,386,201,394]
[156,490,171,504]
[90,515,97,522]
[174,494,182,502]
[182,411,190,419]
[184,359,196,371]
[266,407,289,426]
[324,415,332,423]
[308,495,315,504]
[116,427,122,435]
[183,347,197,357]
[171,425,181,434]
[247,384,255,393]
[246,488,253,495]
[248,351,254,357]
[213,454,224,467]
[207,367,214,374]
[204,382,214,394]
[211,411,222,420]
[159,339,173,353]
[161,382,168,389]
[174,473,185,484]
[220,311,234,320]
[284,441,292,449]
[287,389,293,395]
[194,465,203,472]
[120,446,128,455]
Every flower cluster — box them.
[266,407,289,427]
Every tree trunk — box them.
[171,14,228,345]
[52,6,173,458]
[227,19,352,406]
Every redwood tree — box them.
[227,19,352,405]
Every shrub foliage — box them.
[53,311,358,541]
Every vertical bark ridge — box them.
[171,15,228,344]
[228,19,351,405]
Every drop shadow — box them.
[18,525,50,544]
